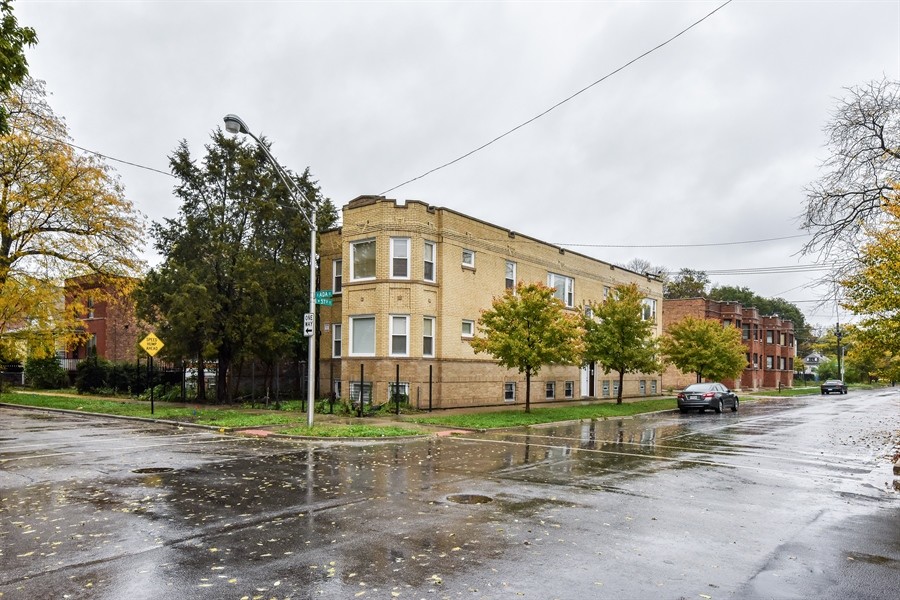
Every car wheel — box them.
[731,398,738,412]
[679,408,688,414]
[699,407,705,413]
[715,399,723,414]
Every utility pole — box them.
[835,321,843,381]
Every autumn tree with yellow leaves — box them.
[841,185,900,382]
[470,282,583,413]
[0,78,143,358]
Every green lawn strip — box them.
[1,393,295,428]
[410,398,678,429]
[279,424,425,437]
[747,387,819,397]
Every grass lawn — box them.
[279,424,425,437]
[410,397,678,429]
[747,386,820,397]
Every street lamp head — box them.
[223,114,250,135]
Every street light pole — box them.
[223,114,318,427]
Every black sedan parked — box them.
[820,379,848,395]
[677,382,739,414]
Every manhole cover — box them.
[446,494,492,504]
[132,467,174,474]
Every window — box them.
[766,355,774,369]
[612,380,619,396]
[423,317,435,357]
[332,379,342,399]
[504,382,516,402]
[641,298,657,321]
[350,316,375,356]
[779,356,786,370]
[333,259,343,294]
[789,357,794,371]
[461,320,475,338]
[766,330,774,344]
[602,381,610,397]
[390,315,409,356]
[746,352,751,367]
[603,286,610,300]
[742,324,750,340]
[505,261,516,290]
[753,353,759,367]
[564,381,574,398]
[390,238,410,279]
[349,381,372,405]
[545,381,556,399]
[547,273,574,307]
[388,382,410,402]
[723,319,732,328]
[650,380,657,394]
[779,332,786,346]
[423,241,436,282]
[462,248,475,268]
[332,323,342,357]
[351,239,376,280]
[87,297,95,319]
[640,380,646,395]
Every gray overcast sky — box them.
[15,0,900,329]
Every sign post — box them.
[140,333,164,415]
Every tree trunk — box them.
[696,371,702,383]
[616,371,625,405]
[525,367,531,413]
[196,351,206,402]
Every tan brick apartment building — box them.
[662,298,795,391]
[317,196,664,409]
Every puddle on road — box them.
[446,493,493,504]
[132,467,175,474]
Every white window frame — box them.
[332,379,342,399]
[602,380,610,397]
[545,381,556,399]
[351,239,376,281]
[505,260,516,290]
[390,237,410,279]
[389,314,409,357]
[564,381,574,398]
[349,315,376,356]
[503,382,516,402]
[641,298,657,321]
[332,323,342,357]
[650,380,657,394]
[462,248,475,268]
[333,259,343,295]
[387,382,410,402]
[640,380,646,395]
[423,241,436,282]
[423,316,435,358]
[612,380,620,396]
[461,319,475,338]
[547,272,574,308]
[349,381,372,405]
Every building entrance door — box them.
[580,362,595,397]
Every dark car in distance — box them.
[677,382,739,414]
[820,379,848,395]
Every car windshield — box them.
[824,380,843,385]
[684,383,715,392]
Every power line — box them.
[558,233,809,249]
[379,0,734,195]
[17,127,175,178]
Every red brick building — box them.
[662,298,795,391]
[64,275,143,362]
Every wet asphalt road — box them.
[1,389,898,600]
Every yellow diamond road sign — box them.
[140,332,164,357]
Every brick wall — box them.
[318,196,665,408]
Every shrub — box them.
[24,356,68,389]
[75,357,111,394]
